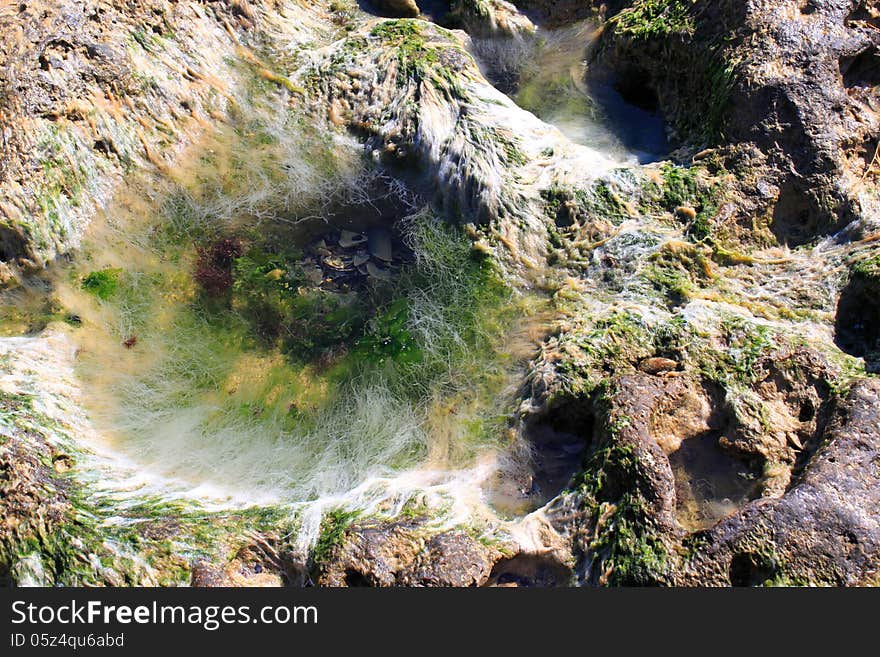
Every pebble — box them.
[639,357,679,375]
[323,255,353,271]
[675,206,697,221]
[304,266,324,285]
[339,230,367,248]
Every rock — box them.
[190,559,282,587]
[674,206,697,222]
[317,520,502,587]
[366,261,393,281]
[0,261,17,288]
[366,226,393,262]
[0,0,273,267]
[322,255,353,271]
[304,265,324,285]
[302,21,597,263]
[444,0,536,37]
[368,0,420,19]
[339,230,367,248]
[678,379,880,586]
[400,531,499,587]
[592,0,880,245]
[638,357,679,375]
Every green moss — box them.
[229,246,368,362]
[370,20,440,82]
[355,298,422,366]
[695,316,776,386]
[851,253,880,281]
[611,0,696,39]
[700,50,737,143]
[312,508,360,567]
[555,311,651,394]
[644,262,695,305]
[449,0,492,23]
[641,163,725,240]
[643,241,713,305]
[575,422,671,586]
[542,180,630,231]
[81,268,122,300]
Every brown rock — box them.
[368,0,420,18]
[638,357,679,375]
[317,521,502,587]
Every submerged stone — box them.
[339,230,368,249]
[367,227,393,262]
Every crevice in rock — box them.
[612,65,660,114]
[845,2,880,29]
[343,568,372,587]
[770,183,818,246]
[488,397,594,517]
[834,272,880,371]
[667,428,761,532]
[0,225,29,264]
[841,45,880,89]
[728,551,779,586]
[485,553,572,587]
[523,398,594,506]
[358,0,449,21]
[798,0,819,16]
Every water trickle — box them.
[474,21,669,164]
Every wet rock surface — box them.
[591,0,880,245]
[524,340,878,585]
[317,521,502,587]
[678,378,880,586]
[1,0,879,588]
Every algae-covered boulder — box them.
[590,0,880,246]
[298,19,611,268]
[678,378,880,586]
[314,520,503,586]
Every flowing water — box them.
[474,21,669,165]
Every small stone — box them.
[367,227,393,262]
[0,261,17,288]
[314,239,331,257]
[52,454,73,473]
[675,206,697,221]
[353,252,370,267]
[339,230,367,249]
[370,0,420,18]
[323,255,353,271]
[639,357,679,375]
[366,261,392,281]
